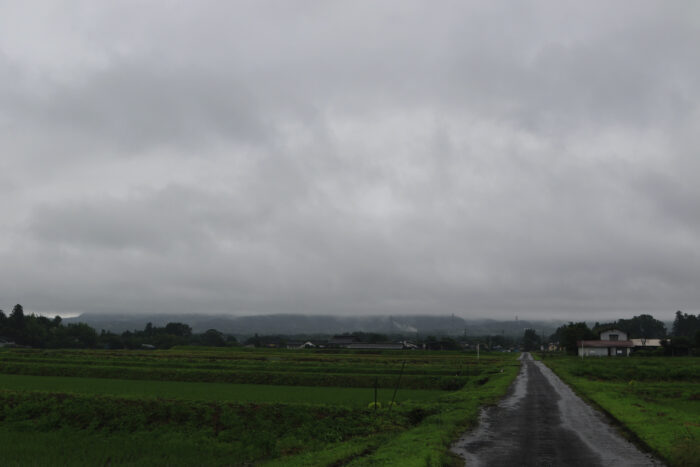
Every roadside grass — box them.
[541,355,700,467]
[0,374,442,406]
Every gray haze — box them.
[1,1,699,321]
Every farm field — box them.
[0,347,481,390]
[0,347,520,466]
[541,355,700,467]
[0,374,443,406]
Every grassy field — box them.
[0,347,520,466]
[540,355,700,467]
[0,374,443,406]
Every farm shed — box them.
[577,329,633,357]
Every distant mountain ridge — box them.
[64,313,566,338]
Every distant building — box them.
[345,343,404,350]
[326,336,410,350]
[327,335,359,348]
[577,329,633,357]
[0,338,16,348]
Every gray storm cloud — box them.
[1,1,699,320]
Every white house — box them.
[577,329,633,357]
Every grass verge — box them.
[541,355,700,467]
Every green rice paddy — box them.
[0,347,520,466]
[0,373,443,406]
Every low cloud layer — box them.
[1,1,699,320]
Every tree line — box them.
[0,304,236,349]
[4,304,698,354]
[549,312,700,356]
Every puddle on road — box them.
[450,353,663,467]
[450,355,530,467]
[499,355,528,409]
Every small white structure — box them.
[286,341,315,349]
[578,329,633,357]
[630,338,662,348]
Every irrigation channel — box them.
[451,353,664,466]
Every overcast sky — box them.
[1,1,699,321]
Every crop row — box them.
[0,355,480,377]
[3,347,495,366]
[0,390,423,464]
[557,358,700,382]
[0,351,520,465]
[0,362,469,390]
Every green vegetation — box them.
[541,355,700,467]
[521,328,541,351]
[0,348,482,390]
[0,304,235,349]
[0,347,520,466]
[592,314,668,339]
[549,322,599,354]
[549,312,700,356]
[0,374,442,406]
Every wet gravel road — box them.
[451,353,663,466]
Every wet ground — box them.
[451,353,663,466]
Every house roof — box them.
[578,340,633,348]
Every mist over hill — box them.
[64,313,566,338]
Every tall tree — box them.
[7,304,26,341]
[10,304,25,325]
[616,314,667,339]
[672,311,700,338]
[522,329,541,351]
[164,322,192,337]
[551,322,596,355]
